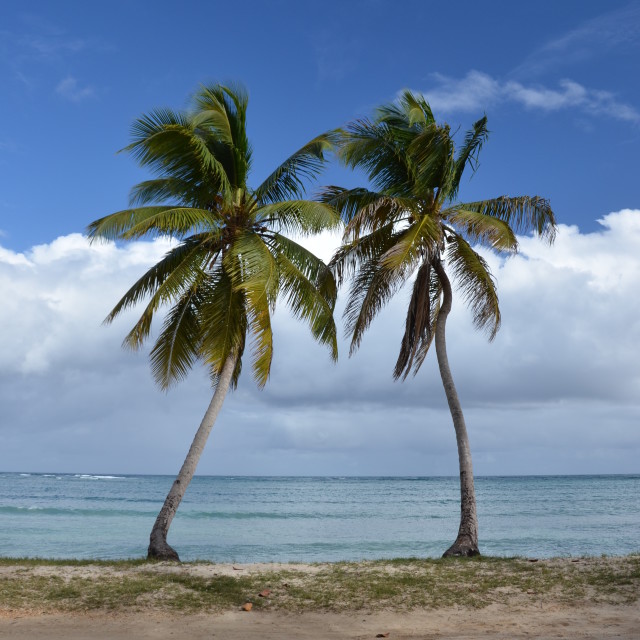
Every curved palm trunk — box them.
[148,354,238,561]
[433,259,480,557]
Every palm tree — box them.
[322,91,556,557]
[88,83,340,561]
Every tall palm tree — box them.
[88,83,340,561]
[322,91,556,556]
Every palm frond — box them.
[406,123,455,195]
[344,255,410,355]
[267,234,337,307]
[192,83,252,186]
[445,233,500,339]
[446,115,489,200]
[223,232,278,387]
[245,292,274,388]
[460,196,557,243]
[105,235,214,336]
[276,251,338,360]
[329,222,396,287]
[380,213,442,272]
[255,131,339,204]
[318,186,386,224]
[377,90,435,129]
[223,231,279,309]
[149,286,202,389]
[256,200,341,236]
[87,207,223,241]
[411,267,442,373]
[393,261,441,380]
[443,207,518,253]
[197,268,247,386]
[128,178,207,207]
[122,112,234,205]
[339,119,415,195]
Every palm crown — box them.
[88,83,340,390]
[323,91,556,379]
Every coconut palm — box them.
[88,83,340,561]
[322,91,556,556]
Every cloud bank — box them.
[0,211,639,476]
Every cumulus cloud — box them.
[0,213,639,476]
[420,71,640,124]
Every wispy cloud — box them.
[420,70,640,125]
[0,16,111,98]
[55,76,95,102]
[514,4,640,76]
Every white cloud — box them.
[420,71,640,124]
[0,213,639,476]
[55,76,95,102]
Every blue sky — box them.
[2,0,639,248]
[1,1,639,476]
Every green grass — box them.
[1,555,638,614]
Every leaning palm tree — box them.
[88,83,340,561]
[322,91,556,556]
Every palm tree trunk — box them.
[433,259,480,557]
[148,353,238,561]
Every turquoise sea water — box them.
[1,474,638,561]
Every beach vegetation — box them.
[1,556,638,613]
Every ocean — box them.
[1,473,638,562]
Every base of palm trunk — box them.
[148,529,180,561]
[442,535,480,557]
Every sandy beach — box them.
[2,605,639,639]
[1,557,638,639]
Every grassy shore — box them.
[1,555,638,615]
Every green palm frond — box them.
[378,90,435,129]
[221,231,278,386]
[411,267,442,374]
[394,261,439,380]
[267,234,337,307]
[87,207,224,241]
[461,196,556,243]
[445,233,500,340]
[344,256,409,355]
[149,285,202,389]
[106,235,214,341]
[244,293,274,388]
[318,186,386,224]
[407,123,455,195]
[192,83,252,187]
[329,222,396,286]
[276,251,338,360]
[256,200,341,236]
[443,207,518,253]
[340,119,415,196]
[123,112,234,205]
[319,187,414,242]
[128,178,208,207]
[223,231,279,308]
[197,268,247,386]
[445,115,489,200]
[255,131,339,204]
[380,213,442,271]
